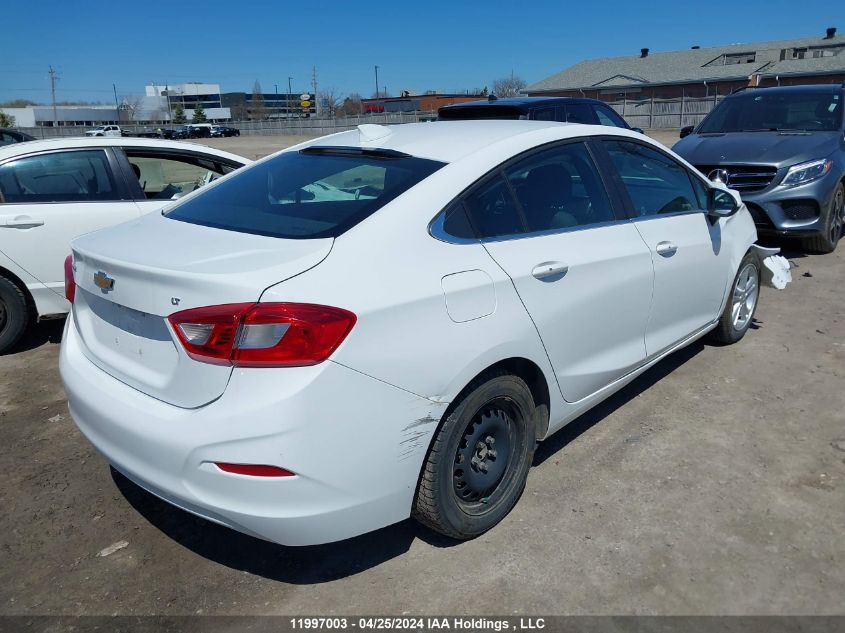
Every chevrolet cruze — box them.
[62,121,770,545]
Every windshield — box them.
[165,148,445,239]
[698,91,842,133]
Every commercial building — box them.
[221,92,315,119]
[527,27,845,101]
[144,83,230,121]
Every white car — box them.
[61,121,777,545]
[84,125,123,137]
[0,137,249,352]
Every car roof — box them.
[301,120,635,163]
[728,84,844,97]
[440,96,602,110]
[0,136,251,163]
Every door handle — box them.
[2,215,45,228]
[531,261,569,280]
[655,241,678,257]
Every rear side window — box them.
[462,175,524,239]
[564,104,598,124]
[166,148,444,239]
[0,149,119,203]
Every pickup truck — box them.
[84,125,125,137]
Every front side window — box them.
[505,141,615,231]
[125,150,236,200]
[603,140,700,216]
[0,150,118,204]
[595,105,627,128]
[166,148,444,239]
[531,107,557,121]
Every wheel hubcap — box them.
[830,188,844,244]
[731,263,759,331]
[453,405,513,503]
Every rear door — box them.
[464,139,654,402]
[117,147,243,214]
[599,138,732,356]
[0,147,138,296]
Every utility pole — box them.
[48,65,58,128]
[374,65,380,98]
[311,66,318,117]
[287,76,293,119]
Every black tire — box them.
[0,275,29,354]
[708,251,760,345]
[803,183,844,254]
[413,370,536,540]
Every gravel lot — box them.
[0,130,843,616]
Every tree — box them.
[318,88,341,118]
[172,102,187,124]
[339,93,363,117]
[251,80,267,120]
[191,102,207,124]
[0,110,15,128]
[492,74,527,98]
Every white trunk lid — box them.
[70,212,332,408]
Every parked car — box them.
[673,84,845,253]
[0,137,249,352]
[0,128,36,146]
[174,124,212,139]
[84,125,123,138]
[211,125,240,137]
[438,96,643,132]
[61,120,783,546]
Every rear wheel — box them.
[0,276,29,354]
[803,183,844,254]
[708,252,760,345]
[413,370,536,540]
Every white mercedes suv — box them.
[61,121,777,545]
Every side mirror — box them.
[680,125,694,138]
[631,127,644,134]
[708,188,739,218]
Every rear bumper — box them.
[60,314,447,545]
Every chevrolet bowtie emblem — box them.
[93,271,115,293]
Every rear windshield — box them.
[438,106,524,120]
[165,148,445,239]
[698,91,843,133]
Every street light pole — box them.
[374,65,379,98]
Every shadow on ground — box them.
[2,318,65,356]
[111,338,711,583]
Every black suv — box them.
[673,84,845,253]
[438,96,642,132]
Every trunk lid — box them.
[70,212,332,408]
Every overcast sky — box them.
[0,0,839,103]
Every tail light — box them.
[64,255,76,303]
[168,302,356,367]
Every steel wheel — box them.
[453,402,514,506]
[731,262,759,332]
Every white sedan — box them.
[61,121,778,545]
[0,137,249,352]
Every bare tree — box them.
[251,80,267,120]
[318,88,342,118]
[339,93,363,117]
[492,74,527,98]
